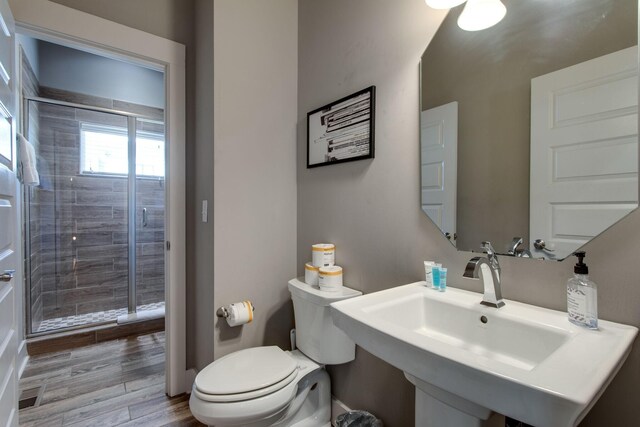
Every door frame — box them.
[10,0,187,396]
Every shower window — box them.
[135,136,165,177]
[80,123,128,175]
[80,122,165,177]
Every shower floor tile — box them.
[36,301,165,333]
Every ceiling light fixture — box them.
[457,0,507,31]
[425,0,467,10]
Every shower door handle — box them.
[0,269,15,282]
[142,208,148,228]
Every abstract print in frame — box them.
[307,86,375,168]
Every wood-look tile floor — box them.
[18,332,205,427]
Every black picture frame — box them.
[306,86,376,168]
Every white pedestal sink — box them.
[330,283,637,427]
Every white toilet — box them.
[189,278,362,427]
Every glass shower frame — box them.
[23,95,166,337]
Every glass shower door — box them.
[26,100,131,333]
[25,99,166,335]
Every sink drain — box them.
[480,315,488,324]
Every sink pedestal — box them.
[407,373,492,427]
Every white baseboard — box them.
[185,368,197,393]
[331,396,352,426]
[17,339,29,378]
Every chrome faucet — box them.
[507,237,532,258]
[463,241,505,308]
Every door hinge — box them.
[166,241,171,251]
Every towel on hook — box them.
[17,133,40,186]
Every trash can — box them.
[335,410,383,427]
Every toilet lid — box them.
[195,346,298,396]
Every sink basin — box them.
[330,282,637,427]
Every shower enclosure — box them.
[24,97,166,335]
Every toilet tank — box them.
[288,278,362,365]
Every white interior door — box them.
[421,102,458,245]
[0,0,17,424]
[0,164,18,427]
[530,46,638,258]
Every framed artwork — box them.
[307,86,375,168]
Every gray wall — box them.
[49,0,195,46]
[298,1,446,424]
[17,34,39,79]
[298,1,640,426]
[212,0,298,360]
[37,41,165,109]
[421,0,637,252]
[189,0,214,371]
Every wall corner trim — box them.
[17,339,29,378]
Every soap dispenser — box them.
[566,251,598,329]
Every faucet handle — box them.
[508,237,523,254]
[481,241,501,270]
[481,241,496,256]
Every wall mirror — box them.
[419,0,638,260]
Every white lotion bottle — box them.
[567,251,598,329]
[424,261,435,288]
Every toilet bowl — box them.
[189,278,362,427]
[190,348,330,427]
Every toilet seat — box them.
[193,369,298,403]
[194,346,299,403]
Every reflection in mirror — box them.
[420,0,638,260]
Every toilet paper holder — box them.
[216,303,256,319]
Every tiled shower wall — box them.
[24,64,166,330]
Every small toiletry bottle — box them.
[567,251,598,330]
[439,267,447,292]
[432,264,442,290]
[424,261,435,288]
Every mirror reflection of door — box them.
[419,0,638,259]
[421,102,457,246]
[530,47,638,258]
